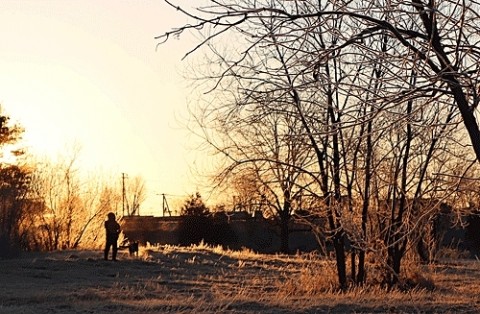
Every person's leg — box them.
[104,240,111,260]
[112,241,118,261]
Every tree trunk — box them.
[351,250,356,282]
[333,233,347,290]
[357,116,373,284]
[279,216,289,254]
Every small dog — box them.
[128,241,139,257]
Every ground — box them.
[0,244,479,313]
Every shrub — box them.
[178,193,236,247]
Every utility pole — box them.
[162,193,172,217]
[122,173,127,216]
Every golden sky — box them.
[0,0,202,214]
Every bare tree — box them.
[28,152,121,250]
[159,0,480,288]
[124,175,146,216]
[209,104,316,253]
[228,169,265,215]
[159,0,480,159]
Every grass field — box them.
[0,244,479,313]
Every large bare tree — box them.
[159,0,480,288]
[159,0,480,160]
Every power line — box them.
[152,192,188,198]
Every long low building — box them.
[121,213,321,254]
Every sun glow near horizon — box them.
[0,1,207,210]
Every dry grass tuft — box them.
[400,258,436,291]
[278,259,338,296]
[402,271,436,291]
[436,247,471,259]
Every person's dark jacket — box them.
[105,220,120,241]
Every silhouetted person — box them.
[104,212,121,261]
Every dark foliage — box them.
[465,211,480,257]
[178,193,236,246]
[0,165,31,258]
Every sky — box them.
[0,1,206,215]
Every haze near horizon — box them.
[0,1,206,214]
